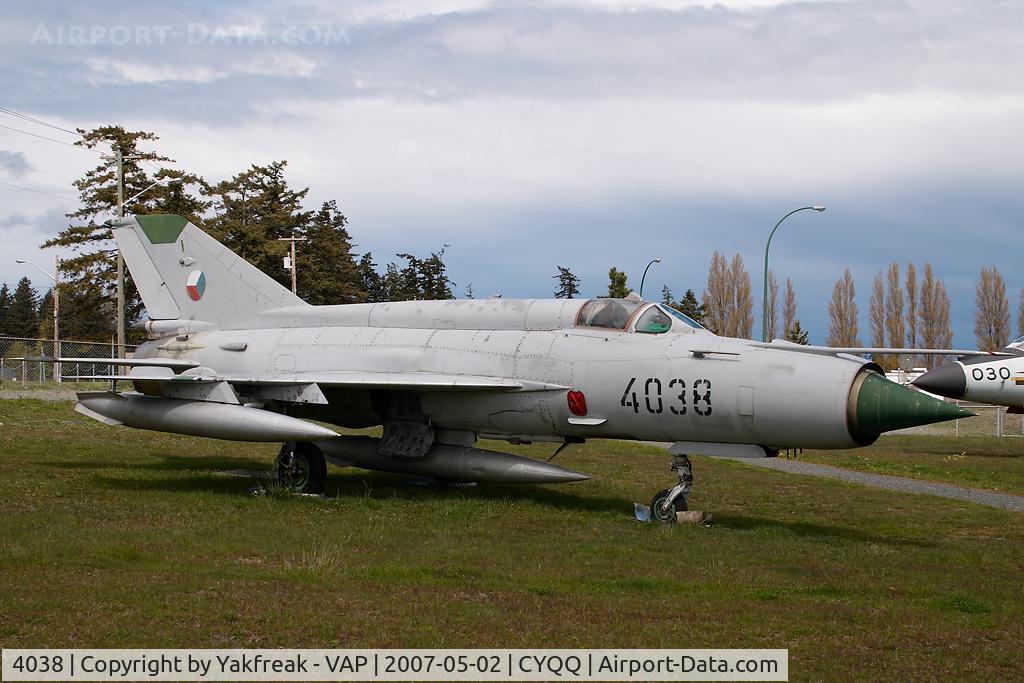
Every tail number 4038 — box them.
[620,377,712,416]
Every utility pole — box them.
[115,148,125,359]
[278,233,307,295]
[53,254,60,383]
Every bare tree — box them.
[728,253,754,339]
[869,270,888,368]
[975,265,1010,351]
[783,277,797,339]
[702,251,729,335]
[767,271,779,340]
[919,263,953,369]
[827,268,860,346]
[905,263,917,348]
[885,262,905,357]
[1018,288,1024,339]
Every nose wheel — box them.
[650,455,692,524]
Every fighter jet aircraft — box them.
[67,214,972,522]
[912,338,1024,410]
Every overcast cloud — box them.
[2,0,1023,344]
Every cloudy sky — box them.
[2,0,1023,345]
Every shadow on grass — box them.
[46,452,270,473]
[89,467,632,515]
[716,513,935,548]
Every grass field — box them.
[1,399,1023,681]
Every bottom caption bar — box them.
[2,649,787,681]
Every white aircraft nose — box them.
[912,363,967,399]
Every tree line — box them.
[2,125,1018,355]
[570,254,1019,365]
[0,126,457,342]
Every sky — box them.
[1,0,1023,345]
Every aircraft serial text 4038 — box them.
[68,215,970,523]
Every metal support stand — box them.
[664,454,693,509]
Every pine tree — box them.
[357,253,385,303]
[36,289,54,338]
[9,277,39,338]
[553,266,581,299]
[678,289,705,325]
[0,283,11,335]
[661,285,674,307]
[206,161,312,292]
[298,200,365,305]
[606,268,630,298]
[786,319,810,345]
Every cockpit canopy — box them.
[575,299,704,334]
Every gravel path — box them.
[0,389,77,401]
[730,457,1024,513]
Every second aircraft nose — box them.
[912,363,968,399]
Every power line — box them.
[0,121,100,152]
[0,107,82,137]
[0,178,77,202]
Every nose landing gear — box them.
[649,454,693,524]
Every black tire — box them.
[650,488,687,524]
[276,442,327,494]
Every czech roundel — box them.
[185,270,206,301]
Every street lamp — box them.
[15,256,60,382]
[761,202,823,342]
[123,177,183,208]
[639,258,662,299]
[762,205,825,342]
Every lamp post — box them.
[639,258,662,299]
[15,256,60,382]
[762,205,825,342]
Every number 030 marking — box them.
[620,377,711,416]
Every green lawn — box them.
[1,399,1022,681]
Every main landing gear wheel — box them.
[649,454,693,524]
[276,442,327,494]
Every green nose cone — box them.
[852,372,974,442]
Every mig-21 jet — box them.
[66,215,972,522]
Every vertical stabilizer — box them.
[112,214,307,329]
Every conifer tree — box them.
[553,266,581,299]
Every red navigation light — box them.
[567,390,588,416]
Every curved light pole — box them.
[639,258,662,299]
[15,256,60,382]
[762,206,825,341]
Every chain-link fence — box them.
[0,336,137,385]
